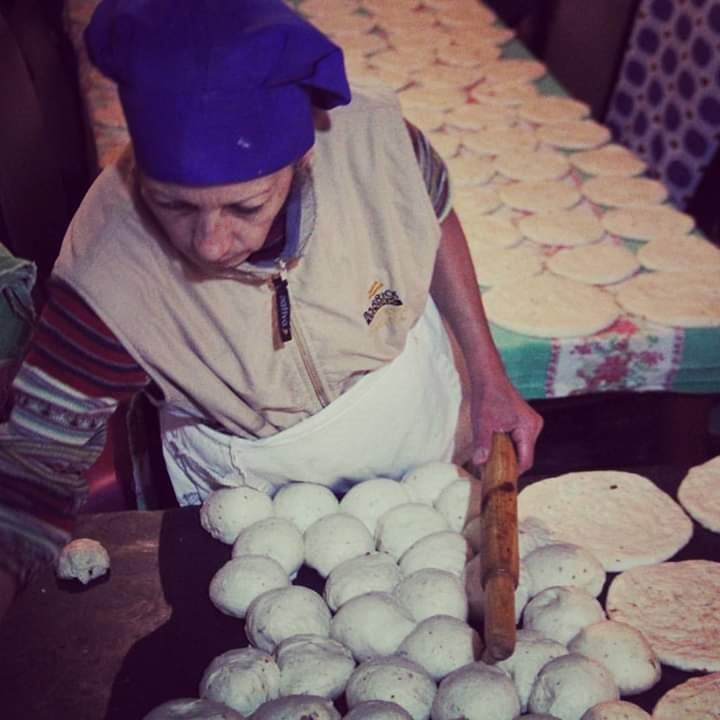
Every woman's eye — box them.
[228,204,262,217]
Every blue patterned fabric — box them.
[606,0,720,208]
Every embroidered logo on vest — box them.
[364,281,404,325]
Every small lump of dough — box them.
[567,620,661,695]
[272,483,339,533]
[324,551,402,612]
[249,694,342,720]
[304,513,374,578]
[200,487,273,544]
[376,503,450,559]
[142,698,246,719]
[56,538,110,585]
[400,462,464,505]
[395,569,468,622]
[330,591,417,662]
[345,655,436,720]
[339,478,412,535]
[524,542,606,598]
[199,647,280,716]
[522,586,605,646]
[580,701,651,719]
[433,479,472,532]
[231,517,303,578]
[344,700,413,720]
[528,653,619,720]
[246,586,331,653]
[275,634,355,700]
[399,615,482,681]
[209,555,289,619]
[399,531,471,578]
[431,662,520,720]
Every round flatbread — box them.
[397,85,467,110]
[444,102,516,131]
[436,44,501,68]
[462,213,523,248]
[518,95,590,125]
[469,241,544,286]
[518,471,693,571]
[570,144,647,177]
[518,206,605,247]
[461,125,538,156]
[494,149,571,182]
[581,176,668,208]
[653,673,720,720]
[479,58,547,85]
[482,272,620,337]
[602,205,695,240]
[469,80,540,107]
[615,270,720,328]
[636,234,720,273]
[546,241,640,285]
[426,130,460,159]
[536,119,611,150]
[447,153,496,185]
[420,63,485,90]
[453,185,503,216]
[499,179,581,213]
[606,560,720,672]
[677,455,720,532]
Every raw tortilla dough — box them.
[494,149,571,182]
[606,560,720,671]
[570,144,646,177]
[395,568,468,621]
[481,273,620,338]
[519,95,590,125]
[636,234,720,273]
[461,214,523,249]
[271,482,339,534]
[615,270,720,328]
[339,477,412,535]
[399,462,465,505]
[518,205,606,247]
[479,58,547,85]
[523,542,606,597]
[652,672,720,720]
[231,517,303,577]
[518,471,693,571]
[56,538,110,585]
[344,700,413,720]
[304,513,375,577]
[436,44,501,68]
[250,695,341,720]
[581,701,651,719]
[499,180,581,213]
[453,185,503,216]
[601,205,695,240]
[546,242,640,285]
[536,119,611,150]
[200,487,273,544]
[469,242,545,287]
[469,81,540,108]
[446,153,497,186]
[399,530,470,578]
[375,503,450,558]
[677,454,720,532]
[461,125,539,156]
[421,64,486,92]
[426,131,460,160]
[444,103,516,132]
[142,698,245,719]
[581,176,667,208]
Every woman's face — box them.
[138,165,295,274]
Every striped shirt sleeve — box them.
[405,120,452,222]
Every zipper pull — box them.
[273,262,292,343]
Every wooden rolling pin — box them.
[465,432,520,662]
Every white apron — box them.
[160,299,461,505]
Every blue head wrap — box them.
[85,0,351,184]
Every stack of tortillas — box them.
[677,454,720,532]
[518,471,693,571]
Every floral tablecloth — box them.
[63,0,720,400]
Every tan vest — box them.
[53,86,441,438]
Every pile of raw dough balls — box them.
[142,462,662,720]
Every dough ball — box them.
[272,483,339,533]
[465,557,531,625]
[142,698,245,719]
[199,647,280,716]
[461,516,484,556]
[345,655,436,720]
[304,513,375,578]
[56,538,110,585]
[399,531,471,578]
[524,542,606,597]
[399,615,482,681]
[200,487,273,544]
[400,462,465,505]
[275,634,355,700]
[209,555,289,619]
[344,700,413,720]
[522,716,563,720]
[519,517,557,559]
[567,620,661,695]
[246,586,331,653]
[231,517,304,578]
[528,653,619,720]
[431,662,520,720]
[580,701,651,719]
[330,591,416,662]
[433,479,472,532]
[395,569,468,622]
[339,478,413,534]
[495,636,567,712]
[324,551,402,612]
[249,694,341,720]
[376,503,450,559]
[523,586,605,646]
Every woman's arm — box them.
[430,209,543,473]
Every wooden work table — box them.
[0,465,717,719]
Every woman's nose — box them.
[193,211,231,261]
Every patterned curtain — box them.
[605,0,720,209]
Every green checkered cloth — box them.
[0,243,36,363]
